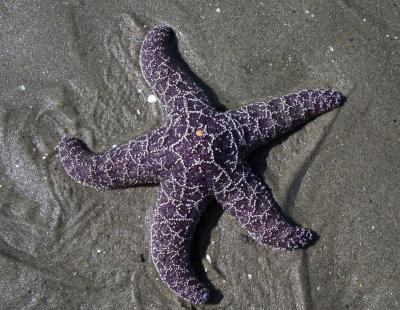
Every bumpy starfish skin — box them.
[59,25,344,304]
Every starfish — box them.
[59,25,344,304]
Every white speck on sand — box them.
[247,274,252,280]
[136,109,141,115]
[18,85,26,91]
[96,249,101,254]
[305,10,314,17]
[216,7,221,13]
[147,95,157,103]
[112,145,117,149]
[206,254,212,264]
[328,46,334,52]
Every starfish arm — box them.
[58,128,166,189]
[140,25,215,118]
[151,177,211,304]
[228,89,345,151]
[212,165,316,251]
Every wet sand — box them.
[1,1,399,309]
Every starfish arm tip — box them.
[334,90,346,106]
[281,227,319,251]
[196,289,211,304]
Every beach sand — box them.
[0,1,399,309]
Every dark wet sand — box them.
[1,1,399,309]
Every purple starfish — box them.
[59,25,344,304]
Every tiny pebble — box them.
[239,234,250,242]
[206,254,212,264]
[19,85,26,91]
[112,145,117,149]
[328,46,334,52]
[147,95,157,103]
[247,274,252,280]
[96,249,101,253]
[215,8,221,13]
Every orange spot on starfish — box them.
[195,129,205,137]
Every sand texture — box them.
[1,1,399,309]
